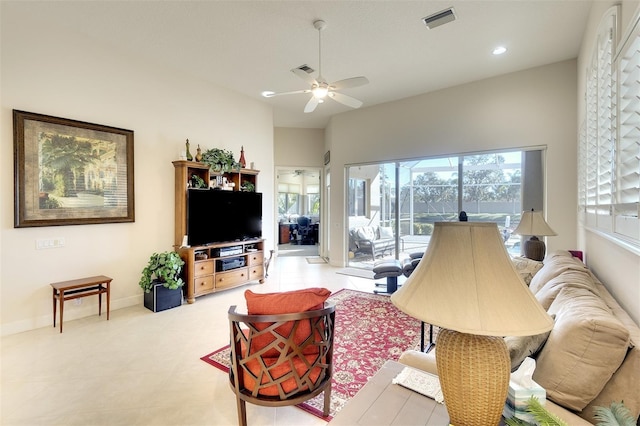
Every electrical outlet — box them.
[36,238,66,250]
[73,299,82,306]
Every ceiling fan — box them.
[262,19,369,113]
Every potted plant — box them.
[190,174,207,189]
[139,251,185,312]
[241,180,255,192]
[201,148,242,173]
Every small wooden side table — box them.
[50,275,112,333]
[331,360,449,425]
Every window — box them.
[348,179,367,217]
[347,149,536,266]
[581,6,640,245]
[614,13,640,240]
[307,184,320,215]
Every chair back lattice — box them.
[228,302,335,423]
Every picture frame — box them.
[13,110,135,227]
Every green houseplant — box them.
[139,251,185,292]
[504,396,568,426]
[241,180,255,192]
[201,148,242,173]
[139,251,185,312]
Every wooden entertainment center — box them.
[173,160,264,303]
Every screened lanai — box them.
[346,149,545,269]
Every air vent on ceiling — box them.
[292,64,315,74]
[422,7,456,29]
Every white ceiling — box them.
[19,1,593,128]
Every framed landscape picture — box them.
[13,110,135,227]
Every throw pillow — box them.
[378,226,394,239]
[356,227,376,241]
[534,269,599,310]
[529,251,589,294]
[245,287,331,315]
[533,286,630,411]
[510,256,543,286]
[504,314,555,372]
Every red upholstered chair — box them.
[228,288,335,426]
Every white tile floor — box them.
[1,256,377,426]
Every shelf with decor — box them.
[172,160,260,248]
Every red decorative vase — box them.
[239,146,246,168]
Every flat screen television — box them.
[187,189,262,246]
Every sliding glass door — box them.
[346,149,536,268]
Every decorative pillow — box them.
[529,251,589,294]
[378,226,394,239]
[510,256,543,286]
[504,314,555,372]
[534,269,598,310]
[533,286,630,411]
[356,227,376,241]
[245,287,331,315]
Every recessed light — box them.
[493,46,507,55]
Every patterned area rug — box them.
[200,289,421,420]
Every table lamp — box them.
[391,222,553,426]
[512,209,557,261]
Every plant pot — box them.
[144,280,182,312]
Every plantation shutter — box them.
[614,14,640,240]
[596,14,615,231]
[585,58,599,225]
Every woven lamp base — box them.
[435,329,510,426]
[523,236,546,261]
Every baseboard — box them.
[1,294,142,337]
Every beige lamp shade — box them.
[512,210,557,237]
[391,222,553,337]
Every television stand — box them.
[178,239,265,303]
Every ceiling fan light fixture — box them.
[265,19,368,113]
[312,85,329,99]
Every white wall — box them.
[274,127,324,168]
[0,5,275,335]
[576,0,640,325]
[326,60,578,268]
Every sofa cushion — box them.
[504,314,555,371]
[533,286,630,411]
[534,269,599,310]
[510,256,543,286]
[529,250,589,294]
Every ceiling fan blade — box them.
[292,68,318,85]
[330,76,369,91]
[262,89,310,97]
[304,97,320,113]
[328,92,363,109]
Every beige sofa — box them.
[399,250,640,425]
